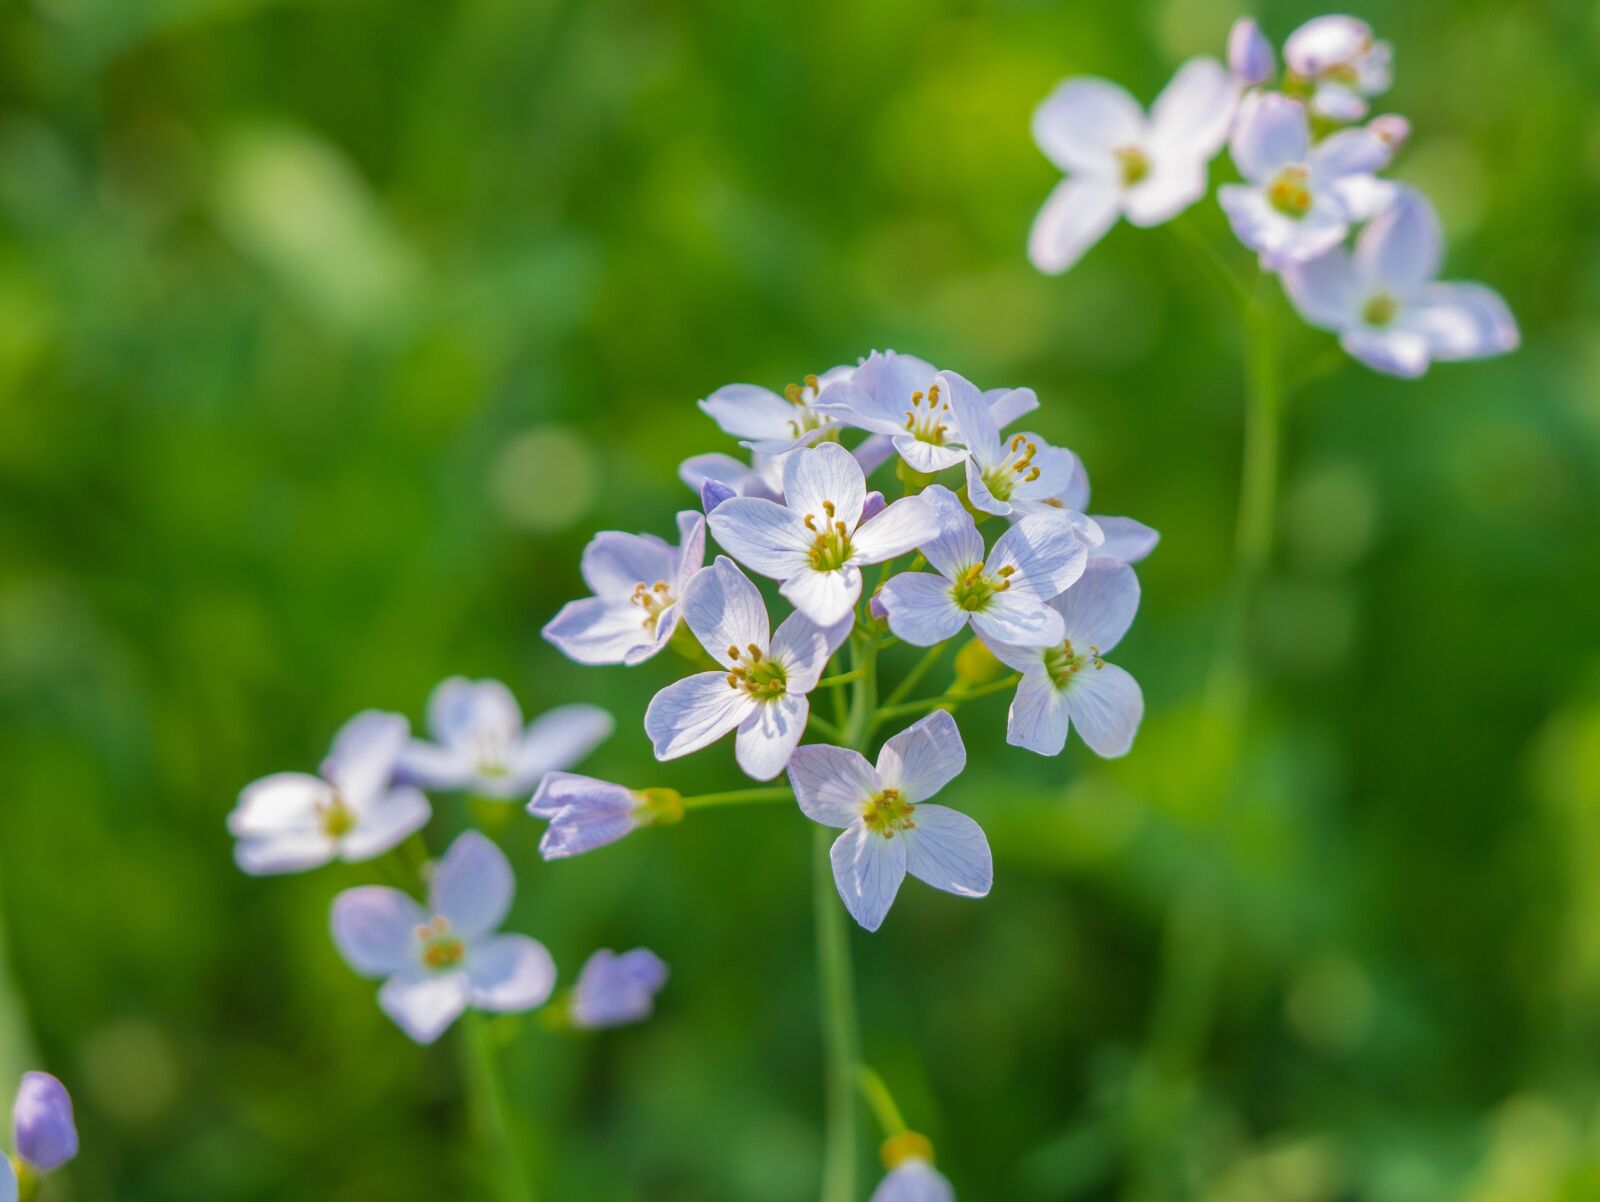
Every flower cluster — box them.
[1029,12,1518,378]
[4,1072,77,1201]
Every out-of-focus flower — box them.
[942,372,1079,519]
[1029,58,1239,274]
[1,1157,13,1202]
[708,442,937,626]
[1281,187,1519,378]
[878,485,1092,648]
[12,1073,78,1173]
[872,1155,955,1202]
[543,512,706,666]
[1367,113,1410,153]
[982,561,1145,757]
[570,948,669,1028]
[527,772,673,860]
[644,557,832,780]
[1285,14,1392,121]
[331,831,555,1044]
[1219,92,1393,267]
[229,711,430,876]
[698,367,854,455]
[1227,17,1276,86]
[789,712,990,932]
[398,677,611,799]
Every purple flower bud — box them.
[860,490,887,524]
[571,948,669,1028]
[1227,17,1276,85]
[1367,113,1410,152]
[699,477,737,515]
[868,591,888,622]
[528,772,644,860]
[13,1072,78,1172]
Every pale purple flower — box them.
[698,366,854,455]
[877,485,1090,649]
[12,1072,77,1173]
[789,711,990,932]
[708,442,938,626]
[982,561,1145,758]
[1281,188,1519,378]
[1367,113,1410,154]
[570,948,669,1028]
[0,1158,13,1202]
[527,772,648,860]
[1227,17,1276,86]
[872,1159,956,1202]
[1029,58,1239,274]
[1285,14,1392,121]
[543,511,707,666]
[679,450,785,507]
[228,710,430,876]
[1047,457,1160,565]
[331,831,556,1044]
[1219,91,1393,268]
[644,556,832,780]
[942,371,1079,519]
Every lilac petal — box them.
[988,513,1090,600]
[426,677,520,749]
[339,786,431,861]
[1285,15,1372,76]
[1342,327,1431,378]
[1032,78,1144,175]
[396,739,474,790]
[13,1072,79,1172]
[645,672,755,762]
[784,441,867,529]
[769,610,832,692]
[513,704,614,785]
[1094,516,1160,565]
[682,556,771,666]
[985,386,1038,429]
[466,934,556,1012]
[528,774,641,860]
[879,572,966,647]
[969,591,1065,648]
[1356,189,1441,291]
[680,451,752,492]
[788,745,878,827]
[876,711,965,803]
[1006,668,1071,756]
[903,804,992,898]
[700,477,737,513]
[813,376,903,437]
[322,710,409,806]
[1229,91,1308,182]
[830,823,908,933]
[854,435,895,476]
[1029,177,1121,275]
[1066,661,1145,757]
[1413,282,1519,362]
[892,435,970,474]
[780,565,863,628]
[851,495,938,564]
[1,1157,14,1202]
[916,485,984,579]
[860,490,887,524]
[940,370,1001,465]
[1148,56,1239,161]
[332,886,429,977]
[379,969,470,1045]
[1281,248,1360,331]
[871,1160,956,1202]
[543,596,657,666]
[698,383,796,440]
[1053,559,1140,653]
[579,530,674,598]
[430,831,514,940]
[708,498,815,580]
[1228,17,1276,85]
[735,694,810,781]
[1310,128,1391,181]
[571,948,669,1028]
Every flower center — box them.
[629,580,675,632]
[861,787,916,838]
[1114,145,1151,188]
[1266,166,1313,218]
[1362,293,1399,327]
[318,794,357,840]
[980,433,1040,501]
[417,917,467,971]
[726,643,787,700]
[950,562,1015,613]
[1043,639,1102,688]
[783,374,835,439]
[804,499,854,571]
[902,382,951,445]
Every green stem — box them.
[1171,216,1252,312]
[872,673,1021,726]
[679,786,793,811]
[808,714,846,743]
[816,667,867,689]
[856,1066,908,1138]
[461,1013,535,1202]
[883,643,949,709]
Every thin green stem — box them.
[856,1066,908,1138]
[679,786,793,811]
[816,667,867,689]
[872,673,1021,726]
[883,642,949,709]
[808,714,846,743]
[1170,216,1252,312]
[461,1013,536,1202]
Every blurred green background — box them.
[1,0,1597,1198]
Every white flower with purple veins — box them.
[983,561,1145,758]
[331,831,556,1045]
[527,772,648,860]
[228,711,430,876]
[570,948,669,1029]
[11,1072,78,1175]
[698,366,853,455]
[1281,188,1519,378]
[644,556,831,780]
[942,372,1077,519]
[708,442,938,626]
[543,511,706,666]
[878,485,1090,649]
[1050,458,1160,565]
[872,1158,956,1202]
[1029,58,1239,274]
[790,712,991,933]
[1285,14,1392,121]
[1219,91,1393,268]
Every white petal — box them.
[769,609,833,692]
[892,435,970,474]
[228,772,329,838]
[323,710,408,806]
[679,451,754,491]
[1028,177,1121,275]
[1285,15,1372,76]
[986,386,1038,429]
[708,498,815,580]
[941,369,1002,465]
[787,745,878,827]
[829,823,908,933]
[1310,128,1391,181]
[987,512,1089,599]
[430,830,514,940]
[1412,282,1519,362]
[1229,92,1308,182]
[903,804,992,898]
[876,710,965,802]
[1356,189,1441,291]
[916,484,985,579]
[1123,154,1207,227]
[466,934,557,1012]
[1006,669,1071,756]
[1327,175,1401,223]
[675,509,707,582]
[1066,661,1145,757]
[513,704,614,784]
[1094,517,1160,564]
[645,672,755,761]
[331,886,429,977]
[1341,327,1431,378]
[735,694,810,781]
[976,632,1044,675]
[969,591,1066,647]
[812,378,904,437]
[698,383,797,440]
[1032,78,1145,174]
[780,566,863,628]
[426,677,520,750]
[397,739,475,790]
[964,455,1012,518]
[682,556,771,666]
[579,530,674,598]
[542,597,657,666]
[378,969,470,1045]
[871,1160,956,1202]
[1053,559,1140,652]
[851,495,938,564]
[783,441,866,529]
[340,786,431,860]
[1149,57,1239,160]
[1281,248,1360,331]
[234,830,336,876]
[880,572,966,647]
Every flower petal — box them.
[571,948,669,1028]
[542,596,657,666]
[579,530,674,598]
[323,710,409,806]
[339,786,431,861]
[682,556,771,666]
[1285,15,1373,76]
[1310,127,1391,181]
[1149,56,1238,160]
[1228,17,1276,86]
[1006,668,1071,756]
[426,677,520,750]
[1412,282,1519,362]
[1093,516,1161,564]
[1053,559,1140,653]
[769,610,832,692]
[1229,91,1308,182]
[735,694,810,781]
[1066,661,1145,757]
[228,772,329,838]
[528,774,640,861]
[1281,247,1360,331]
[234,830,336,876]
[1356,188,1440,292]
[1341,327,1431,378]
[645,672,755,761]
[783,441,866,529]
[903,804,992,898]
[12,1072,79,1172]
[1123,154,1208,227]
[708,498,815,580]
[850,495,938,564]
[331,886,429,977]
[780,565,863,628]
[940,369,1001,465]
[467,934,557,1012]
[871,1160,956,1202]
[988,512,1090,599]
[875,710,965,803]
[986,385,1039,429]
[378,969,470,1045]
[879,572,966,647]
[830,823,908,933]
[970,591,1066,647]
[430,830,514,940]
[788,744,878,827]
[1028,177,1121,275]
[917,484,985,579]
[2,1155,16,1202]
[698,383,797,440]
[892,435,971,474]
[1032,78,1145,174]
[513,704,614,786]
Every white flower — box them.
[570,948,669,1028]
[228,710,430,876]
[397,677,612,799]
[982,561,1145,757]
[698,366,854,455]
[1029,58,1239,274]
[877,485,1091,649]
[708,442,938,626]
[1285,14,1392,121]
[643,556,834,780]
[1281,187,1519,378]
[330,831,556,1044]
[543,511,706,666]
[941,371,1080,519]
[871,1158,956,1202]
[1227,17,1276,86]
[1045,456,1160,565]
[789,711,991,932]
[679,450,785,509]
[1218,91,1394,268]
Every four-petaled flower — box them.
[878,485,1092,649]
[11,1072,78,1177]
[708,441,939,626]
[790,711,991,932]
[698,366,854,455]
[229,710,430,876]
[1281,187,1519,378]
[331,831,556,1045]
[982,560,1145,758]
[1285,14,1392,122]
[398,676,612,799]
[1029,58,1239,274]
[942,371,1079,519]
[543,511,707,666]
[645,556,833,780]
[570,948,670,1029]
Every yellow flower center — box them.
[1043,638,1103,688]
[1267,166,1313,218]
[1114,145,1151,188]
[725,643,787,700]
[950,562,1014,612]
[417,917,467,970]
[629,580,674,631]
[902,381,951,445]
[318,794,357,840]
[804,499,854,571]
[783,374,835,439]
[861,787,916,837]
[980,433,1041,501]
[1362,293,1399,327]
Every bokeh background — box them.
[2,0,1597,1198]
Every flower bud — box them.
[699,477,736,515]
[1228,17,1275,86]
[1367,113,1410,152]
[12,1073,77,1173]
[954,638,1004,685]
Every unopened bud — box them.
[954,638,1004,685]
[635,788,684,827]
[1228,17,1275,86]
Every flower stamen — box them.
[902,382,951,445]
[1266,165,1313,218]
[726,644,787,700]
[1114,145,1151,188]
[861,787,917,837]
[417,917,466,970]
[629,580,674,632]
